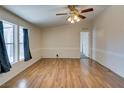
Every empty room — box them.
[0,5,124,88]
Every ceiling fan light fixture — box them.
[76,17,80,22]
[73,15,80,22]
[74,15,78,20]
[70,19,75,24]
[67,15,80,23]
[67,16,72,22]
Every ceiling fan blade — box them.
[56,13,68,15]
[81,8,93,13]
[78,15,86,19]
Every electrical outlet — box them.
[56,54,59,58]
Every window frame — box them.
[19,26,25,61]
[3,20,17,64]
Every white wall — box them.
[0,7,42,85]
[91,6,124,77]
[41,22,91,58]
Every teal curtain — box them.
[23,28,32,61]
[0,21,11,73]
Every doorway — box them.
[80,32,89,59]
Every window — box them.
[2,20,26,64]
[3,21,17,64]
[19,26,24,60]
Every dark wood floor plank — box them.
[1,58,124,88]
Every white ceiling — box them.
[2,5,108,28]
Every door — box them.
[80,32,89,59]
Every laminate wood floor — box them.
[1,58,124,88]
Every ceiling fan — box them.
[56,5,93,23]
